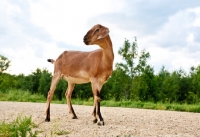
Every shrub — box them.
[0,115,39,137]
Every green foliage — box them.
[0,89,46,102]
[71,99,200,113]
[190,66,200,100]
[55,79,67,101]
[0,73,17,92]
[103,68,130,101]
[132,65,157,101]
[72,83,92,100]
[1,90,200,113]
[0,55,11,73]
[1,38,200,107]
[38,69,52,97]
[0,115,38,137]
[117,38,138,79]
[116,38,151,101]
[31,68,43,94]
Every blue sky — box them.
[0,0,200,75]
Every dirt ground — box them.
[0,101,200,137]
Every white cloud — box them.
[190,7,200,27]
[138,7,200,73]
[29,0,124,46]
[186,33,194,43]
[1,0,200,75]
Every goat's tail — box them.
[47,59,55,64]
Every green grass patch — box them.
[0,89,46,102]
[1,89,200,113]
[53,129,71,135]
[51,99,66,104]
[70,99,200,113]
[0,115,39,137]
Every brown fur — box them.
[45,24,114,125]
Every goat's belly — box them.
[63,76,90,84]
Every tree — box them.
[0,55,11,73]
[131,65,156,101]
[102,67,130,101]
[156,66,170,102]
[38,69,52,97]
[117,38,138,80]
[116,38,151,100]
[0,73,17,92]
[189,66,200,103]
[155,67,184,103]
[73,83,92,100]
[30,68,42,93]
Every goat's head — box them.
[83,24,109,45]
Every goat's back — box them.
[55,50,102,73]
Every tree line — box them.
[1,39,200,104]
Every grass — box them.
[0,89,46,102]
[0,114,71,137]
[0,90,199,136]
[71,99,200,113]
[1,89,200,113]
[0,115,39,137]
[53,129,71,135]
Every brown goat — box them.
[45,24,114,125]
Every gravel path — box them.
[0,101,200,137]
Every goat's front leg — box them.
[65,83,77,119]
[95,94,104,125]
[92,82,104,125]
[92,95,104,125]
[45,73,61,122]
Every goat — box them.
[45,24,114,125]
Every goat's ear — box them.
[97,26,109,40]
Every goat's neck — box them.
[99,36,114,64]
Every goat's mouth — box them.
[83,38,91,45]
[83,34,92,45]
[83,40,90,45]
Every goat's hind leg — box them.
[92,100,97,123]
[45,72,61,122]
[65,83,78,119]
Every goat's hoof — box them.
[45,118,50,122]
[93,118,98,123]
[72,116,78,119]
[97,120,104,126]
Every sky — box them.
[0,0,200,75]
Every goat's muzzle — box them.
[83,36,90,45]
